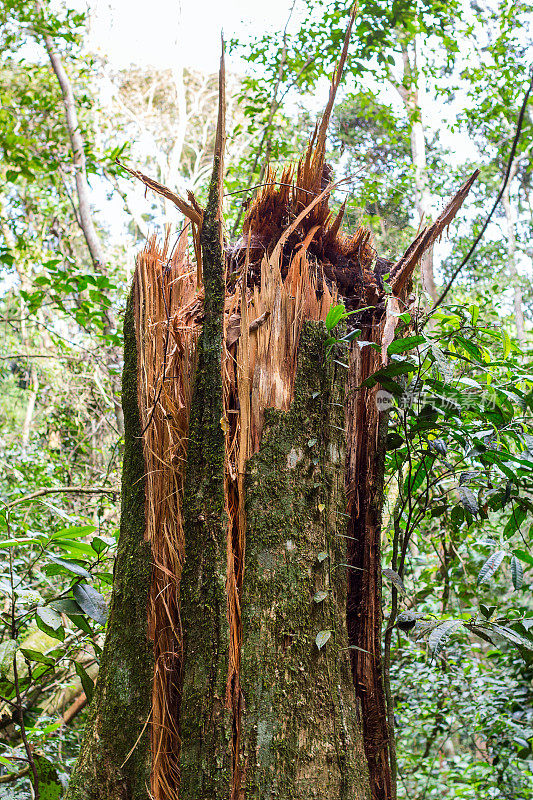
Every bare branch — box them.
[5,486,118,509]
[431,69,533,312]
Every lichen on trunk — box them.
[241,322,371,800]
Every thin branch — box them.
[0,764,30,784]
[230,0,299,236]
[0,354,84,361]
[5,486,118,509]
[430,70,533,312]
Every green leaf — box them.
[396,611,422,630]
[502,329,511,359]
[36,606,62,629]
[458,486,478,516]
[72,583,108,625]
[488,624,533,652]
[454,336,484,363]
[387,335,425,355]
[51,525,97,540]
[20,648,55,666]
[363,361,417,386]
[376,376,405,396]
[30,754,63,799]
[429,438,447,457]
[313,590,328,603]
[403,458,433,495]
[74,661,95,703]
[50,598,83,615]
[68,614,93,635]
[52,538,96,557]
[479,604,496,620]
[429,620,462,659]
[382,568,406,595]
[0,640,16,678]
[386,433,404,450]
[477,550,506,585]
[45,553,91,580]
[469,624,495,646]
[511,556,524,590]
[315,630,331,649]
[503,506,527,538]
[91,536,115,554]
[0,537,41,548]
[36,606,64,641]
[325,304,345,331]
[512,548,533,567]
[317,551,328,563]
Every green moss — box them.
[179,159,232,797]
[65,290,153,800]
[240,323,371,800]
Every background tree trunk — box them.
[501,165,526,345]
[389,35,438,303]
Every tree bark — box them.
[64,293,153,800]
[179,154,233,795]
[240,325,370,800]
[345,336,392,800]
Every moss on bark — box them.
[240,323,371,800]
[179,157,233,797]
[65,290,153,800]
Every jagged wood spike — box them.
[315,3,357,166]
[214,33,226,234]
[117,162,202,227]
[391,170,479,294]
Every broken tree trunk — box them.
[64,293,153,800]
[65,28,478,800]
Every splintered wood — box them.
[130,20,478,790]
[132,152,477,798]
[134,209,341,799]
[133,229,200,800]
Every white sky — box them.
[85,0,297,72]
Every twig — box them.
[0,765,30,784]
[5,486,118,509]
[430,70,533,312]
[230,0,300,236]
[0,354,83,361]
[225,170,365,200]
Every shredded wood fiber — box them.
[130,25,477,793]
